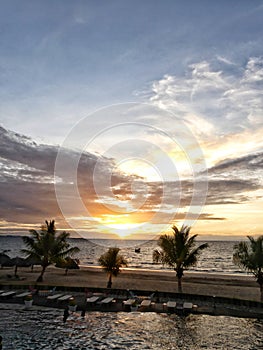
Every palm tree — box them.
[153,225,208,293]
[55,257,80,275]
[233,236,263,302]
[21,220,80,282]
[98,247,128,288]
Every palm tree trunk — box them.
[107,273,112,288]
[14,265,18,277]
[176,268,183,293]
[260,283,263,303]
[178,277,182,293]
[37,265,46,282]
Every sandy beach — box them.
[0,265,260,302]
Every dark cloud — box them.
[0,126,57,175]
[142,177,260,209]
[0,126,261,231]
[208,151,263,174]
[198,213,226,220]
[0,126,133,226]
[203,152,263,206]
[206,179,261,205]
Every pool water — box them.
[1,306,263,349]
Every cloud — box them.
[162,178,260,207]
[0,126,138,228]
[0,125,262,234]
[205,179,260,205]
[148,56,263,138]
[208,151,263,174]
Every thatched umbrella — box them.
[11,256,31,277]
[0,253,12,268]
[55,257,80,275]
[24,256,42,271]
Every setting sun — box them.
[95,214,143,238]
[108,223,142,238]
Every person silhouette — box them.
[63,307,69,323]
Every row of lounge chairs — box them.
[86,291,198,313]
[164,301,197,312]
[0,288,198,314]
[86,295,115,308]
[0,289,73,303]
[0,289,31,298]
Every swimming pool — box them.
[1,305,263,349]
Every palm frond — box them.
[153,225,208,277]
[20,220,80,281]
[98,247,127,276]
[233,236,263,277]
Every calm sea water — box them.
[0,306,263,349]
[0,235,246,275]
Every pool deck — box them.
[1,288,263,319]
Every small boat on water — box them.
[135,248,141,253]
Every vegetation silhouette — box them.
[153,225,208,293]
[98,247,128,288]
[55,256,80,275]
[10,256,31,277]
[233,236,263,302]
[0,251,12,268]
[21,220,80,282]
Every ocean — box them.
[0,235,246,276]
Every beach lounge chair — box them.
[0,291,16,298]
[123,298,136,306]
[183,302,193,310]
[167,301,177,307]
[182,302,194,314]
[100,297,114,304]
[57,294,73,301]
[15,291,32,298]
[86,296,100,304]
[140,299,152,308]
[100,297,114,309]
[139,299,154,311]
[166,300,177,312]
[47,293,64,300]
[123,298,137,311]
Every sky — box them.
[0,0,263,240]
